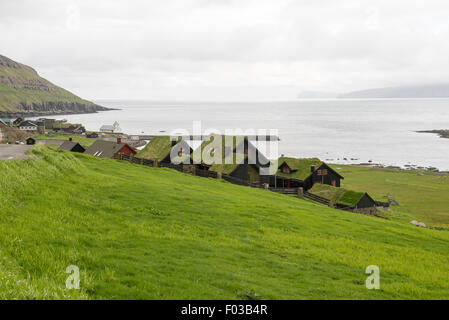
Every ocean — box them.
[32,98,449,170]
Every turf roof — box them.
[309,184,366,207]
[276,157,323,180]
[137,136,192,162]
[198,135,248,174]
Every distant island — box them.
[298,84,449,99]
[0,54,111,117]
[418,130,449,139]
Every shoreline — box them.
[0,108,118,119]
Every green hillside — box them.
[0,54,107,115]
[1,145,449,299]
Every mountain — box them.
[0,54,110,117]
[338,84,449,99]
[297,91,338,99]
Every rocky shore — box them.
[0,102,115,118]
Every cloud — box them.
[1,0,449,100]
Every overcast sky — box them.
[1,0,449,100]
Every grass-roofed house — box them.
[308,184,377,215]
[137,136,193,165]
[196,135,272,185]
[274,157,344,190]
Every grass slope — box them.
[1,146,449,299]
[335,165,449,227]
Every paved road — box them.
[0,145,31,160]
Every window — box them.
[282,167,290,174]
[317,169,328,176]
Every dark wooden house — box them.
[199,135,271,185]
[86,132,99,138]
[84,138,136,158]
[309,184,377,214]
[350,193,377,210]
[273,158,344,190]
[26,137,36,145]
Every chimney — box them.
[117,137,122,144]
[69,137,72,141]
[311,165,315,173]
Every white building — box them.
[100,121,122,133]
[18,121,38,131]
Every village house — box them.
[139,136,194,164]
[36,118,55,129]
[197,135,271,185]
[18,120,38,131]
[12,117,24,126]
[0,119,13,126]
[273,158,344,190]
[59,138,86,153]
[86,132,99,139]
[53,124,85,134]
[84,138,136,158]
[308,184,377,215]
[26,137,36,145]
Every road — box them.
[0,145,31,160]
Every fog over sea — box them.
[36,98,449,171]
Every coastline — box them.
[417,129,449,139]
[0,107,118,119]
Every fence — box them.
[114,153,155,167]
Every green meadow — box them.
[334,165,449,227]
[1,145,449,299]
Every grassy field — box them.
[32,134,98,148]
[1,145,449,299]
[334,165,449,227]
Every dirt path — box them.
[0,145,31,160]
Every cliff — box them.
[0,54,110,116]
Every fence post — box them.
[297,187,304,199]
